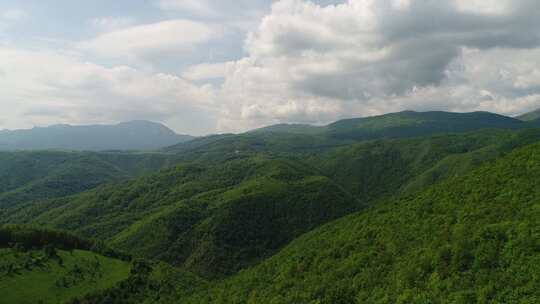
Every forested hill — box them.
[251,111,525,138]
[166,111,536,155]
[0,151,178,209]
[0,225,132,304]
[0,120,193,151]
[182,138,540,303]
[2,111,540,303]
[6,128,540,279]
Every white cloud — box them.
[3,0,540,135]
[0,47,217,134]
[182,62,233,81]
[78,19,221,59]
[205,0,540,132]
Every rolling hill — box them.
[4,156,357,277]
[7,128,540,280]
[165,111,535,161]
[0,151,178,210]
[180,139,540,303]
[0,120,193,151]
[2,110,540,303]
[249,111,526,140]
[62,129,540,304]
[0,226,131,304]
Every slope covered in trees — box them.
[182,140,540,303]
[325,111,525,140]
[247,111,529,140]
[0,226,131,304]
[0,248,130,304]
[4,156,356,277]
[2,111,540,303]
[0,151,177,210]
[6,129,540,279]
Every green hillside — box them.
[7,129,540,280]
[167,128,540,204]
[0,226,131,304]
[326,111,524,140]
[0,151,176,209]
[5,156,356,277]
[311,128,540,199]
[0,248,130,304]
[251,124,326,135]
[242,111,525,140]
[70,260,207,304]
[167,111,528,155]
[184,141,540,303]
[165,111,534,165]
[2,111,540,303]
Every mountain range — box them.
[1,109,540,303]
[0,120,193,151]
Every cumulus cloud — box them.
[182,62,232,81]
[206,0,540,132]
[0,47,217,134]
[78,19,221,59]
[4,0,540,135]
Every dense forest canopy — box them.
[1,110,540,303]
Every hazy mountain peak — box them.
[516,108,540,121]
[0,121,193,151]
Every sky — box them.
[1,0,540,135]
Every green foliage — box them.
[68,260,206,304]
[325,111,524,141]
[3,112,540,303]
[243,111,527,142]
[7,156,356,277]
[166,111,534,164]
[186,142,540,303]
[0,151,177,209]
[7,128,540,280]
[0,225,130,261]
[0,248,130,304]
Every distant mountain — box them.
[516,108,540,121]
[0,120,194,151]
[327,111,524,140]
[251,123,325,135]
[164,111,535,158]
[250,111,526,141]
